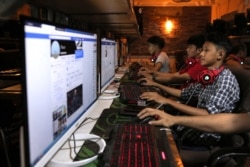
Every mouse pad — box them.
[119,105,146,116]
[90,108,134,138]
[118,101,161,116]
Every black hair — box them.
[147,35,165,49]
[205,32,232,55]
[187,34,205,48]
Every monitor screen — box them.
[100,37,116,92]
[21,17,98,167]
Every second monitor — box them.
[100,37,117,93]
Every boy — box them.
[141,35,170,72]
[138,34,207,88]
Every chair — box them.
[206,67,250,167]
[206,147,250,167]
[229,67,250,112]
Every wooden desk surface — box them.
[167,131,184,167]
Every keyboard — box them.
[119,83,161,105]
[128,62,143,80]
[101,123,173,167]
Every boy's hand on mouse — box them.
[137,107,176,127]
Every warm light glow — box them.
[165,20,174,33]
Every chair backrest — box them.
[227,66,250,112]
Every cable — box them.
[73,137,103,160]
[184,88,196,105]
[78,116,110,129]
[62,136,109,151]
[66,134,104,160]
[156,103,164,109]
[72,134,78,157]
[48,134,106,167]
[103,89,117,94]
[67,135,74,160]
[98,93,120,100]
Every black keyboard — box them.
[101,123,172,167]
[119,83,160,104]
[128,62,142,80]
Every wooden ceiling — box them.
[28,0,218,39]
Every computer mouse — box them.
[138,80,146,86]
[134,115,159,124]
[139,116,154,124]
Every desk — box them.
[50,67,183,167]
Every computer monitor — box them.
[21,17,98,167]
[100,37,116,93]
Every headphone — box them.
[179,57,199,74]
[185,57,198,66]
[150,52,162,63]
[47,133,106,167]
[228,54,244,64]
[150,55,157,63]
[198,66,224,85]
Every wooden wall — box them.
[129,6,211,56]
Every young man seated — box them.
[143,35,170,72]
[225,42,250,70]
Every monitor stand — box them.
[46,133,106,167]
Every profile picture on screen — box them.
[51,40,60,58]
[75,40,83,49]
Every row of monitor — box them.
[21,16,120,167]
